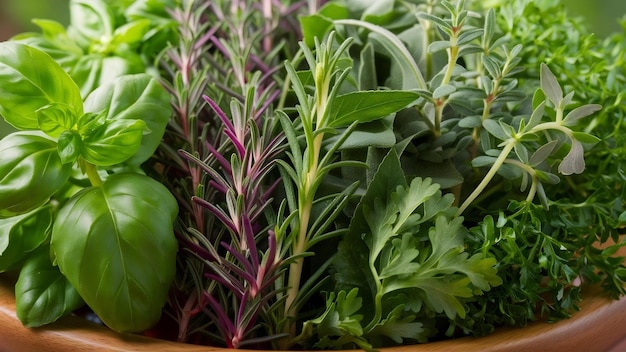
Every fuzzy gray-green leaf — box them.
[540,63,563,106]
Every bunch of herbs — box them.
[0,0,624,350]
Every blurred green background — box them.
[0,0,626,40]
[0,0,625,137]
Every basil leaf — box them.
[68,0,115,48]
[37,103,78,138]
[15,247,84,327]
[80,118,147,166]
[0,42,83,130]
[51,173,178,333]
[0,132,72,217]
[57,131,82,165]
[83,74,172,165]
[71,55,145,98]
[0,206,52,271]
[13,19,82,68]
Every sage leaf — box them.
[529,140,559,167]
[558,140,585,175]
[482,119,510,140]
[563,104,602,126]
[540,63,563,106]
[51,173,178,332]
[432,84,456,99]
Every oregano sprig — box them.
[457,63,601,215]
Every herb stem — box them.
[457,140,516,216]
[442,43,458,86]
[84,161,103,187]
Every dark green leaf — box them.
[329,90,418,127]
[0,206,52,271]
[0,132,72,217]
[571,131,601,145]
[51,173,178,333]
[15,247,84,327]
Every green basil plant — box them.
[11,0,177,97]
[0,41,177,333]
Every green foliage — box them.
[296,0,626,347]
[0,40,175,333]
[12,0,176,97]
[15,247,83,327]
[2,0,625,349]
[303,150,500,348]
[51,173,177,332]
[83,74,172,165]
[0,133,72,216]
[0,43,82,130]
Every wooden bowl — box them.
[1,276,626,352]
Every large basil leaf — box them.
[0,42,83,130]
[15,247,84,327]
[68,0,115,48]
[83,74,172,165]
[0,206,52,271]
[0,132,72,217]
[51,173,178,332]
